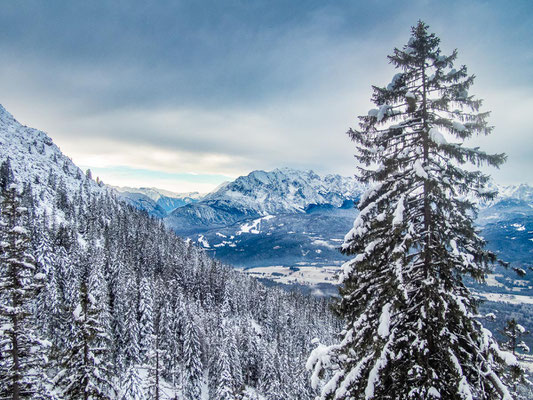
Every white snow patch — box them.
[73,304,82,321]
[312,239,336,250]
[392,196,405,226]
[377,104,390,122]
[387,73,404,90]
[244,265,340,286]
[485,274,505,288]
[452,121,466,132]
[511,223,525,231]
[197,235,210,248]
[377,303,392,338]
[429,127,447,145]
[250,319,263,336]
[237,215,275,235]
[413,160,428,179]
[12,226,28,235]
[474,292,533,305]
[428,387,441,398]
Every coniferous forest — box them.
[0,156,339,399]
[1,16,532,400]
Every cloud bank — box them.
[1,0,531,191]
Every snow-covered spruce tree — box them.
[501,319,530,357]
[119,365,146,400]
[183,307,203,400]
[215,340,235,400]
[0,184,52,400]
[53,251,116,400]
[308,21,516,399]
[499,319,530,399]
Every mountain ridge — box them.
[112,185,203,217]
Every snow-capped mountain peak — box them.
[111,186,204,217]
[203,167,363,215]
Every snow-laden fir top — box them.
[202,167,365,215]
[0,104,105,216]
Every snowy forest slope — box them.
[0,104,338,399]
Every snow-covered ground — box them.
[243,265,340,285]
[237,215,275,235]
[483,274,532,293]
[485,274,505,288]
[474,292,533,305]
[245,266,533,303]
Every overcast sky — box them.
[1,0,531,192]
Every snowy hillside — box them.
[0,104,338,399]
[113,186,203,202]
[0,104,105,211]
[494,183,533,204]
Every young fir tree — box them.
[0,185,52,400]
[215,340,235,400]
[308,21,516,399]
[183,307,203,400]
[119,365,146,400]
[501,319,530,357]
[499,319,530,399]
[53,255,116,400]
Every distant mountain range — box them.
[112,186,203,218]
[112,166,532,297]
[160,168,361,268]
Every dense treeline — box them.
[0,159,339,399]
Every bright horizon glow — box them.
[81,165,232,194]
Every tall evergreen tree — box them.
[308,21,515,399]
[119,365,146,400]
[0,185,52,400]
[0,158,14,191]
[499,319,530,399]
[183,307,203,400]
[53,254,116,400]
[501,319,530,357]
[215,340,234,400]
[138,276,153,363]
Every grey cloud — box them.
[0,0,532,186]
